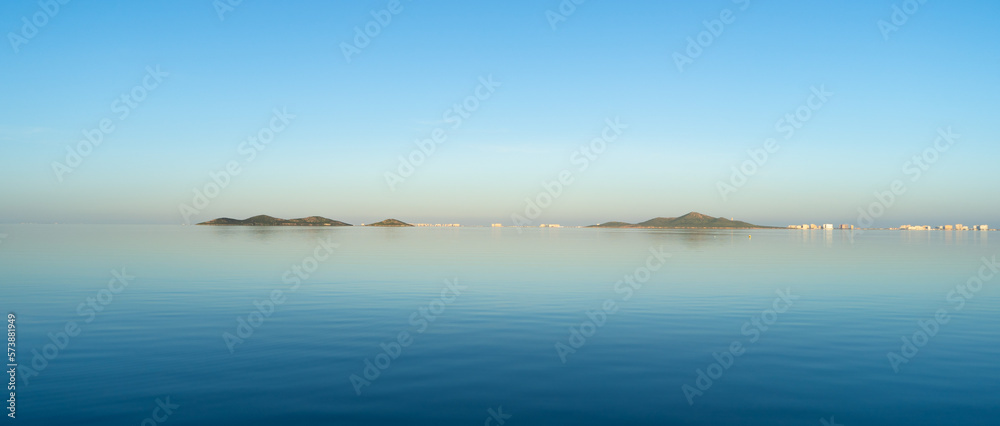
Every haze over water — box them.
[3,225,998,425]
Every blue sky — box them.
[1,0,997,226]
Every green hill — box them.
[197,215,351,226]
[593,221,632,228]
[590,212,772,229]
[366,218,413,227]
[286,216,352,226]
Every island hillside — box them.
[366,218,413,227]
[197,215,351,226]
[589,212,775,229]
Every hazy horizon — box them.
[4,210,996,229]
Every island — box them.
[588,212,776,229]
[194,212,778,229]
[197,215,351,226]
[365,219,414,227]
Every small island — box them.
[197,215,351,226]
[589,212,776,229]
[365,218,413,227]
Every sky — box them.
[1,0,998,227]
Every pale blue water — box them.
[1,225,998,425]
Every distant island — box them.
[197,215,351,226]
[589,212,776,229]
[194,212,779,229]
[365,218,413,227]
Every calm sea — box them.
[1,225,998,425]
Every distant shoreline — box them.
[189,224,995,231]
[182,212,991,231]
[4,224,996,230]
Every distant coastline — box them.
[588,212,778,229]
[190,212,992,231]
[197,215,350,226]
[195,212,780,229]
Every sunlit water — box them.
[1,225,998,425]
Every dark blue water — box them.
[2,225,998,425]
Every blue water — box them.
[1,225,998,425]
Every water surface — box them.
[1,225,997,425]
